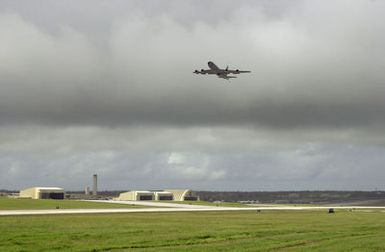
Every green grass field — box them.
[0,198,146,210]
[1,210,384,251]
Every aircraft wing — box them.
[193,69,218,74]
[227,69,251,74]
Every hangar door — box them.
[138,195,153,200]
[158,195,173,200]
[41,192,64,200]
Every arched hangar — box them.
[19,187,65,200]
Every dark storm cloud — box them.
[2,139,385,190]
[1,0,385,190]
[1,0,385,131]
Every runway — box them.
[1,200,385,216]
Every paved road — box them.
[1,201,385,216]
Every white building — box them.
[19,187,65,200]
[115,189,198,201]
[116,191,155,201]
[154,191,173,201]
[164,189,198,201]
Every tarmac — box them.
[1,200,385,216]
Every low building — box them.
[154,191,173,201]
[165,189,198,201]
[116,191,154,201]
[19,187,65,200]
[115,189,198,201]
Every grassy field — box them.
[1,210,384,251]
[0,198,147,210]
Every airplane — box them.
[193,61,251,80]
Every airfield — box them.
[1,198,385,251]
[2,199,385,216]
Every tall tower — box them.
[93,174,97,195]
[85,186,90,195]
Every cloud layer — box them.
[1,0,385,190]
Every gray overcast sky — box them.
[1,0,385,191]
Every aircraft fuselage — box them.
[193,61,250,80]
